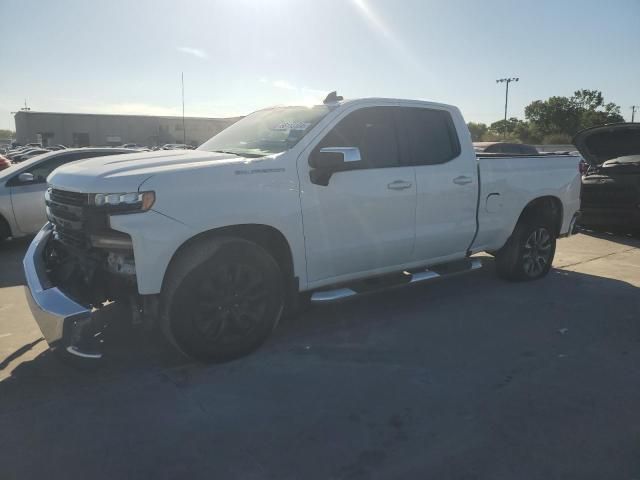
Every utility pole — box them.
[632,105,638,123]
[496,77,519,138]
[181,72,186,145]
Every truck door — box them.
[396,106,478,262]
[299,106,416,284]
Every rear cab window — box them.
[396,107,461,166]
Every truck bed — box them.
[471,154,582,253]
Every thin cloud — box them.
[261,79,328,105]
[270,80,326,96]
[272,80,296,90]
[84,102,182,117]
[177,47,208,59]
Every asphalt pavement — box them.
[0,231,639,479]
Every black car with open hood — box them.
[574,123,640,231]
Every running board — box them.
[310,258,483,304]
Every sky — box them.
[0,0,638,131]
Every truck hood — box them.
[48,149,251,192]
[573,123,640,165]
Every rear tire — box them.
[495,220,556,281]
[161,237,284,362]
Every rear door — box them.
[397,106,478,262]
[299,106,417,284]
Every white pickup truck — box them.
[24,94,581,362]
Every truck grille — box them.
[46,188,108,250]
[50,189,88,207]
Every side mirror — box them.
[308,147,362,186]
[309,147,362,169]
[18,172,35,183]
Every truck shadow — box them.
[577,227,640,248]
[1,259,639,400]
[0,236,31,288]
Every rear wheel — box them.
[161,238,284,362]
[495,221,556,281]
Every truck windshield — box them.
[198,105,330,157]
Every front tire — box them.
[495,221,556,281]
[161,238,284,362]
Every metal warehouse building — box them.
[13,111,241,148]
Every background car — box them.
[10,148,50,163]
[120,143,146,149]
[473,142,540,155]
[0,147,138,241]
[0,155,11,172]
[161,143,195,150]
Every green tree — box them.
[0,129,14,139]
[467,122,488,141]
[488,117,524,138]
[525,90,623,138]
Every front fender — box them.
[109,210,196,295]
[136,156,308,290]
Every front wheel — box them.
[495,222,556,281]
[161,238,284,362]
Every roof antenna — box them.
[323,91,343,104]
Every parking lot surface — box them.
[1,231,639,479]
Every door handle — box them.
[387,180,412,191]
[452,176,473,185]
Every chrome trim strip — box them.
[310,288,357,303]
[470,258,483,270]
[23,223,92,345]
[319,146,362,163]
[66,346,103,360]
[309,259,484,303]
[409,270,440,283]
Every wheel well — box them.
[517,196,563,237]
[167,224,295,285]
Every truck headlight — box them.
[91,191,155,213]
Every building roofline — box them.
[13,110,242,121]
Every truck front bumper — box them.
[23,223,101,359]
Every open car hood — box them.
[573,123,640,165]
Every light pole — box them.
[181,72,186,145]
[496,77,519,138]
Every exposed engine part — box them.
[106,252,136,275]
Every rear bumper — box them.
[23,223,94,354]
[579,206,640,229]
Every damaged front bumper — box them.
[23,223,103,359]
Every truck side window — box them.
[317,107,399,169]
[399,107,461,165]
